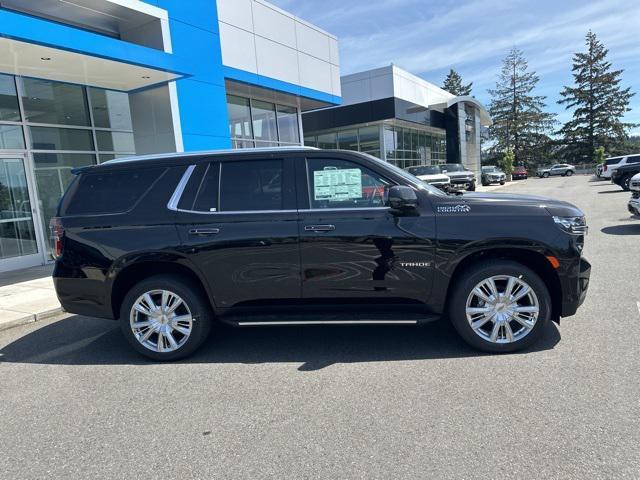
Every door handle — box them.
[188,228,220,236]
[304,224,336,232]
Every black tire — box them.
[543,172,549,178]
[481,180,488,186]
[622,175,632,191]
[120,274,213,361]
[500,181,505,185]
[448,260,552,353]
[566,170,574,177]
[467,182,476,192]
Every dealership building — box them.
[303,64,491,171]
[0,0,341,271]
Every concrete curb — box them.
[0,307,65,333]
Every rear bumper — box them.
[53,262,115,320]
[560,257,591,317]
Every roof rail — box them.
[103,146,319,165]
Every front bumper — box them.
[560,257,591,317]
[449,178,476,190]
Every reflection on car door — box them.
[175,157,301,308]
[296,156,435,305]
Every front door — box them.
[0,155,44,272]
[297,156,435,305]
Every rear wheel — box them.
[566,170,574,177]
[120,275,213,361]
[448,260,551,353]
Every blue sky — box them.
[271,0,640,134]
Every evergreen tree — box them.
[442,69,473,96]
[488,48,556,164]
[558,31,635,161]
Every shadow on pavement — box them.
[598,189,625,194]
[0,315,561,370]
[601,224,640,236]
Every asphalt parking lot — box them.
[1,175,638,480]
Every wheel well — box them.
[111,262,210,318]
[446,248,562,320]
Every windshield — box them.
[358,153,447,197]
[442,164,467,172]
[407,165,441,176]
[482,166,498,173]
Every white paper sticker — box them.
[314,168,362,201]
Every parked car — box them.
[52,147,591,360]
[441,163,476,191]
[512,165,528,180]
[537,164,575,178]
[611,162,640,191]
[405,165,451,190]
[481,166,507,186]
[628,173,640,218]
[604,154,640,182]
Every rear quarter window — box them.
[62,167,165,216]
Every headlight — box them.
[553,216,588,235]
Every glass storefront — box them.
[0,73,135,263]
[304,122,446,170]
[226,94,301,149]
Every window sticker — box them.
[314,168,363,201]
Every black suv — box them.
[52,148,591,360]
[611,163,640,191]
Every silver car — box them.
[537,164,575,178]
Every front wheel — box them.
[542,172,550,178]
[467,182,476,192]
[622,175,632,191]
[448,260,551,353]
[500,181,505,185]
[120,275,213,361]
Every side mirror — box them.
[387,185,418,211]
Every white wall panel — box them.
[255,37,299,85]
[219,23,257,74]
[298,52,332,93]
[252,2,296,48]
[217,0,254,32]
[295,22,331,62]
[329,38,340,66]
[331,64,341,96]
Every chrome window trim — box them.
[167,164,196,211]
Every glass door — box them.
[0,155,43,272]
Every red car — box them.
[513,165,528,180]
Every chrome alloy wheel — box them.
[129,290,193,353]
[465,275,539,344]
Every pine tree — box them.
[488,48,556,164]
[442,69,473,96]
[558,31,635,161]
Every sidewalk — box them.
[0,265,63,332]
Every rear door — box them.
[174,156,300,308]
[296,155,435,304]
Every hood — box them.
[462,192,584,217]
[416,173,450,182]
[445,171,475,178]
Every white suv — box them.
[602,154,640,179]
[628,173,640,218]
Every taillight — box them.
[50,217,64,258]
[603,164,607,172]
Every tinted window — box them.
[627,156,640,164]
[408,166,440,175]
[219,160,286,211]
[192,163,220,212]
[443,164,466,172]
[307,158,391,209]
[64,167,164,215]
[605,158,621,165]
